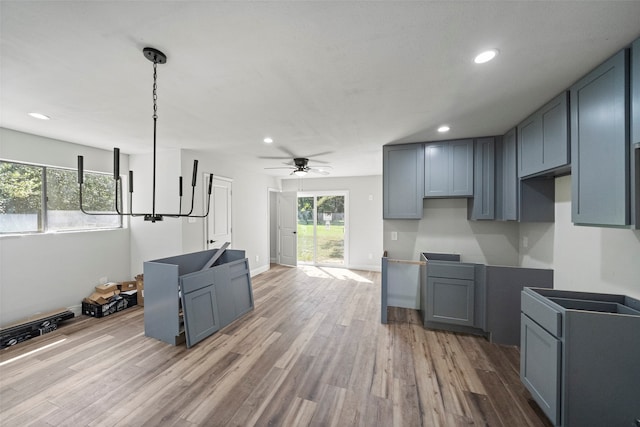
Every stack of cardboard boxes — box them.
[82,276,143,318]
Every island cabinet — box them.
[144,248,253,348]
[517,91,570,178]
[520,288,640,427]
[424,139,474,198]
[468,137,496,220]
[383,144,424,219]
[571,48,630,226]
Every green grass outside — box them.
[297,222,344,264]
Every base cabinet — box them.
[521,288,640,426]
[144,249,254,348]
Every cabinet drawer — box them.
[427,263,475,280]
[181,270,214,294]
[521,290,562,337]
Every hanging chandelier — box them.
[77,47,212,223]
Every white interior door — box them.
[278,191,297,266]
[206,176,232,250]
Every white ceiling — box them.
[1,1,639,178]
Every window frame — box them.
[0,159,123,235]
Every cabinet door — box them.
[182,284,220,348]
[212,266,235,329]
[469,137,495,220]
[425,139,473,198]
[502,128,518,220]
[571,49,629,226]
[520,314,561,426]
[383,144,424,219]
[424,142,449,197]
[449,139,474,196]
[426,276,475,327]
[230,259,254,317]
[632,38,640,146]
[518,92,569,178]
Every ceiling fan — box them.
[261,147,333,177]
[265,157,332,176]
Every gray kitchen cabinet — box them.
[518,92,570,178]
[383,144,424,219]
[144,248,253,348]
[427,275,475,327]
[521,288,640,427]
[180,270,220,348]
[631,38,640,229]
[632,37,640,147]
[571,49,630,226]
[500,128,518,220]
[468,137,496,220]
[424,139,473,198]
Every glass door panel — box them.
[297,196,315,263]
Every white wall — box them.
[0,128,131,326]
[520,175,640,299]
[282,175,383,271]
[383,198,520,265]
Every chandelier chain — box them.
[153,61,158,120]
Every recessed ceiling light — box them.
[263,137,273,144]
[28,112,50,120]
[474,49,499,64]
[437,125,450,133]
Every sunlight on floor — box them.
[299,266,373,283]
[0,338,67,367]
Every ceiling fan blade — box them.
[302,151,334,158]
[277,146,297,158]
[258,155,291,160]
[309,169,330,176]
[264,167,294,170]
[308,165,333,169]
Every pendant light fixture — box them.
[77,47,212,223]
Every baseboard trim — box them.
[251,264,270,277]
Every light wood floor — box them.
[0,264,551,426]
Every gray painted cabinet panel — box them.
[468,137,495,220]
[571,49,629,226]
[521,288,640,427]
[518,92,570,178]
[501,128,518,220]
[425,139,473,197]
[181,273,220,348]
[383,144,424,219]
[632,38,640,146]
[520,314,561,425]
[427,276,475,327]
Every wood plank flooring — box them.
[0,264,551,426]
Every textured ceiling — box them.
[1,1,639,178]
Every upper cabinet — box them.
[383,144,424,219]
[632,38,640,147]
[468,137,496,220]
[500,128,519,221]
[518,92,570,178]
[424,139,474,198]
[631,38,640,229]
[571,49,629,226]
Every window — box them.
[0,160,121,234]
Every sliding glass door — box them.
[297,192,347,266]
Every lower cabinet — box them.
[520,313,561,425]
[521,288,640,427]
[427,276,475,327]
[144,249,254,348]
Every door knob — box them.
[292,231,297,234]
[208,240,216,244]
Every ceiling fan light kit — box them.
[76,47,213,223]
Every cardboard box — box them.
[135,274,144,307]
[87,290,120,305]
[119,281,137,292]
[82,293,137,318]
[95,282,119,294]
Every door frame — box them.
[297,190,349,267]
[203,174,233,250]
